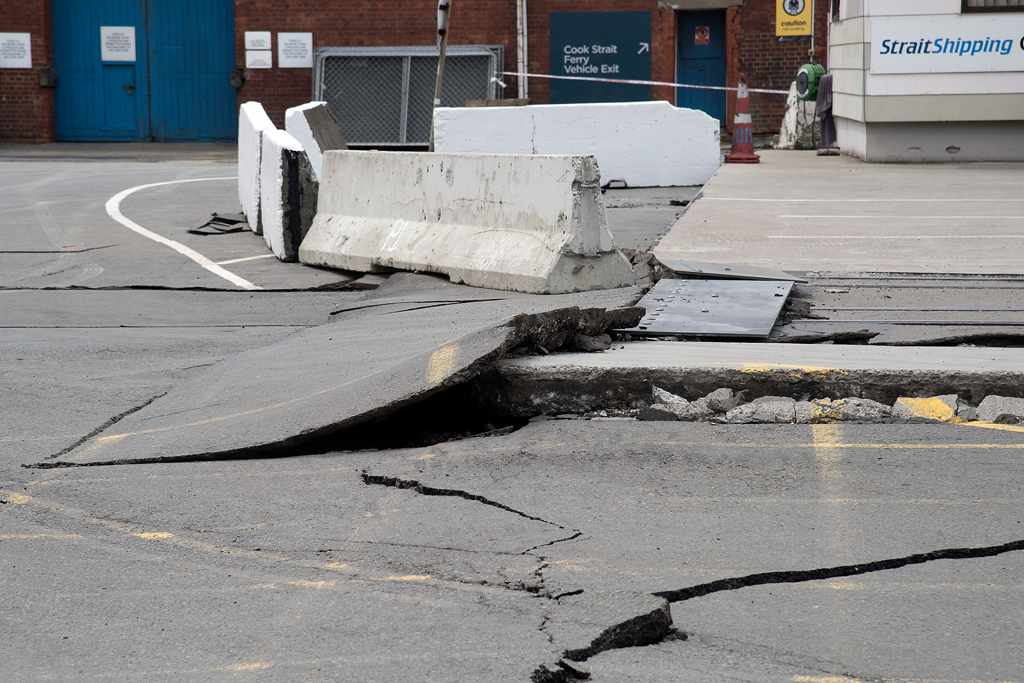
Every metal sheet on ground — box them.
[619,278,793,338]
[659,258,807,283]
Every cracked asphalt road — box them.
[3,148,1023,682]
[4,423,1023,681]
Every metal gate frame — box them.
[313,45,503,147]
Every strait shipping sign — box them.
[871,15,1024,74]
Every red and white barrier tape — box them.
[498,71,790,95]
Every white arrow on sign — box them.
[638,42,650,54]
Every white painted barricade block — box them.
[238,101,275,235]
[299,152,636,294]
[434,101,721,188]
[284,101,348,182]
[260,129,318,262]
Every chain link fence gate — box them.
[313,46,503,147]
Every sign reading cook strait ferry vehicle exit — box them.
[871,15,1024,74]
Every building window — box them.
[832,0,840,21]
[962,0,1024,12]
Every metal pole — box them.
[429,0,453,152]
[809,0,816,63]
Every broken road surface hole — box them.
[297,383,529,455]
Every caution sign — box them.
[777,0,812,37]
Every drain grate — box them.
[618,278,794,338]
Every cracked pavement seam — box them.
[362,470,1024,682]
[40,392,168,461]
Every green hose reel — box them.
[796,63,826,101]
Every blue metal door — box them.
[53,0,147,141]
[676,11,726,124]
[147,0,237,141]
[52,0,236,141]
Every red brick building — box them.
[1,0,827,143]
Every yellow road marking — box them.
[965,422,1024,434]
[1,492,33,505]
[426,344,458,386]
[895,397,957,423]
[0,533,82,540]
[739,364,848,375]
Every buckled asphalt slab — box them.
[41,275,642,467]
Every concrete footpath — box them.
[655,150,1024,275]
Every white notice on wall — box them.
[101,26,136,62]
[0,33,33,69]
[245,31,272,50]
[278,32,312,68]
[246,50,273,69]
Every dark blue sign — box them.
[548,11,652,104]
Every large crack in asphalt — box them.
[360,455,1024,681]
[653,538,1024,603]
[530,537,1024,682]
[361,472,569,529]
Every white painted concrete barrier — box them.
[260,129,318,262]
[299,151,636,294]
[238,101,276,235]
[434,101,721,188]
[284,101,348,182]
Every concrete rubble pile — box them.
[639,388,1024,425]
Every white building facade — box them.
[829,0,1024,161]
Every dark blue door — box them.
[676,11,726,124]
[52,0,236,141]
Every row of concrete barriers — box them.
[237,100,721,294]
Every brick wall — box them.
[0,0,55,142]
[234,1,519,128]
[735,0,829,133]
[1,0,826,141]
[234,0,674,128]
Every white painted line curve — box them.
[216,254,276,266]
[106,177,262,291]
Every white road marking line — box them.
[706,198,1024,202]
[780,215,1024,219]
[215,254,276,266]
[105,177,261,291]
[766,235,1024,239]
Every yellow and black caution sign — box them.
[776,0,812,37]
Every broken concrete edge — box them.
[33,304,643,469]
[477,364,1024,420]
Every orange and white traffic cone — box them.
[725,73,760,164]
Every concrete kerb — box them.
[298,151,637,294]
[433,100,721,188]
[259,128,318,262]
[476,342,1024,420]
[238,101,275,235]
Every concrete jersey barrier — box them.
[260,129,318,262]
[298,151,636,294]
[285,101,348,182]
[238,101,275,235]
[433,100,721,188]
